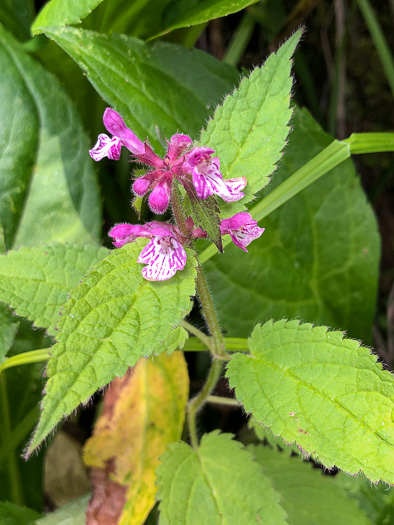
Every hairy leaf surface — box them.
[156,431,287,524]
[42,27,238,152]
[226,320,394,483]
[28,241,196,454]
[84,352,189,525]
[200,30,301,217]
[32,0,104,35]
[249,445,372,525]
[205,109,379,343]
[0,25,101,249]
[0,244,109,334]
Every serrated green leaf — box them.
[41,27,238,152]
[200,30,301,217]
[248,445,372,525]
[34,495,89,524]
[226,319,394,484]
[32,0,104,35]
[157,431,287,524]
[0,501,40,525]
[204,108,380,344]
[28,240,197,455]
[0,25,101,249]
[0,244,109,334]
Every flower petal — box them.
[89,134,122,161]
[138,237,186,281]
[108,223,152,247]
[103,108,145,155]
[167,134,192,162]
[220,212,264,252]
[148,178,172,214]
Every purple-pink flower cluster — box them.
[90,108,264,281]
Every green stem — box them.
[196,261,225,357]
[188,358,223,448]
[181,320,214,353]
[0,405,39,466]
[206,395,240,407]
[171,184,189,237]
[0,373,23,504]
[356,0,394,97]
[0,348,50,374]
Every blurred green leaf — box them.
[41,27,238,152]
[0,501,40,525]
[335,471,394,524]
[32,0,104,35]
[205,108,380,343]
[0,304,19,366]
[0,0,34,41]
[249,445,372,525]
[0,25,101,250]
[152,0,260,39]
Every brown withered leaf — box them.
[84,351,189,525]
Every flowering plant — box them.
[0,1,394,524]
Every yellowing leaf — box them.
[83,351,189,524]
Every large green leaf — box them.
[0,244,109,334]
[156,431,287,524]
[204,109,379,343]
[81,0,258,40]
[226,319,394,484]
[0,25,101,250]
[32,0,104,35]
[28,240,197,454]
[249,446,372,525]
[200,30,301,217]
[0,0,34,41]
[41,27,238,152]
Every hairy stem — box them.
[181,320,214,353]
[188,358,223,448]
[196,262,225,357]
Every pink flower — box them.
[109,221,188,281]
[220,213,264,252]
[185,147,247,203]
[90,108,193,214]
[89,108,148,160]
